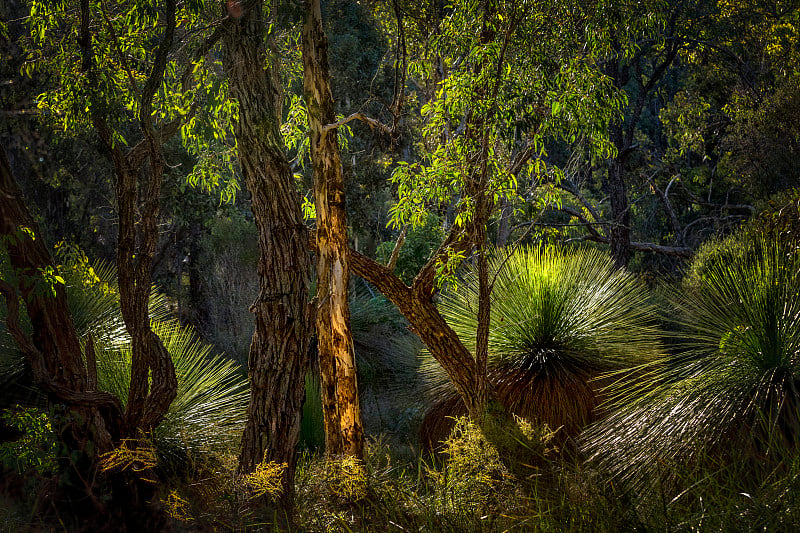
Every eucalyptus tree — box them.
[20,0,238,442]
[513,0,699,268]
[547,0,799,268]
[302,0,364,459]
[221,0,313,499]
[344,0,623,445]
[4,0,236,523]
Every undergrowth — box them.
[2,415,799,531]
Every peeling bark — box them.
[303,0,364,459]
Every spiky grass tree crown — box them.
[421,245,661,444]
[584,237,800,496]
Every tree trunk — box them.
[605,125,631,269]
[496,198,513,247]
[78,0,178,437]
[223,0,313,501]
[303,0,364,459]
[345,249,537,478]
[1,145,122,475]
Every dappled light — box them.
[1,0,799,529]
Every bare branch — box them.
[558,177,604,230]
[566,234,693,258]
[322,112,394,136]
[646,172,682,244]
[386,224,408,272]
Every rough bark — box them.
[303,0,364,459]
[78,0,178,437]
[0,146,122,454]
[222,1,312,499]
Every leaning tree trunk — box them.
[345,251,487,419]
[302,0,364,460]
[223,0,313,501]
[0,146,123,479]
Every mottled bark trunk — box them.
[223,1,312,500]
[302,0,364,459]
[0,146,122,455]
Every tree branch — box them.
[386,224,408,272]
[322,112,394,136]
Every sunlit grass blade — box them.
[421,245,662,447]
[584,236,800,497]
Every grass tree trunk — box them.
[223,0,313,499]
[302,0,364,459]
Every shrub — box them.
[429,416,557,512]
[421,245,661,447]
[0,406,57,475]
[585,236,800,498]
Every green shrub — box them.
[429,416,557,513]
[421,245,662,447]
[586,236,800,499]
[0,406,57,475]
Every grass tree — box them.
[98,320,248,469]
[584,236,800,496]
[1,148,124,460]
[341,0,625,466]
[420,246,662,448]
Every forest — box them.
[1,0,799,530]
